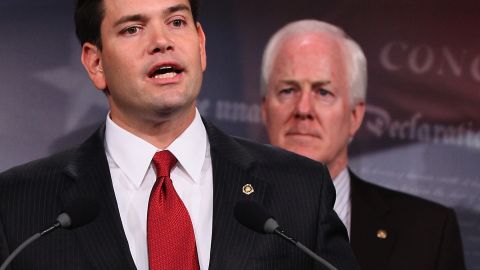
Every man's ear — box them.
[81,42,107,91]
[349,100,366,137]
[196,22,207,71]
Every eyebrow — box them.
[166,3,191,16]
[113,14,146,28]
[113,4,192,28]
[280,79,331,86]
[312,80,331,87]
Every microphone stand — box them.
[0,222,61,270]
[274,227,338,270]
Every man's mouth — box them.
[148,64,183,79]
[286,129,321,139]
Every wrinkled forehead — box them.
[271,33,349,81]
[278,33,345,63]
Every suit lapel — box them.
[350,172,396,269]
[204,120,269,270]
[58,120,271,269]
[60,125,136,270]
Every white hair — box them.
[260,19,367,106]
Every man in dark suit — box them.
[0,1,359,269]
[260,19,466,270]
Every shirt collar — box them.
[333,167,351,197]
[104,109,207,188]
[166,109,207,184]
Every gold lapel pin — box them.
[242,184,254,195]
[376,229,388,239]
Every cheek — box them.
[103,40,141,68]
[266,106,289,126]
[323,112,353,142]
[316,103,350,124]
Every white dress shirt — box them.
[332,168,352,237]
[104,109,213,270]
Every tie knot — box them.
[152,150,177,177]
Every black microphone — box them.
[234,200,338,270]
[0,198,100,270]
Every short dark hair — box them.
[74,0,199,49]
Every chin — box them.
[298,151,320,162]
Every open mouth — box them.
[148,65,183,79]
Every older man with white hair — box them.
[261,19,466,270]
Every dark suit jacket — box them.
[350,172,466,270]
[0,121,359,270]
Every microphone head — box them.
[57,197,100,229]
[234,200,279,234]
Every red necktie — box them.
[148,151,200,270]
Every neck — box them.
[327,155,348,180]
[109,107,196,149]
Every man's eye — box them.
[171,19,185,27]
[279,88,295,95]
[121,26,141,35]
[314,88,336,105]
[316,88,331,96]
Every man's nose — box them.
[147,26,174,54]
[294,90,314,120]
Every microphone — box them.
[234,200,338,270]
[0,198,100,270]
